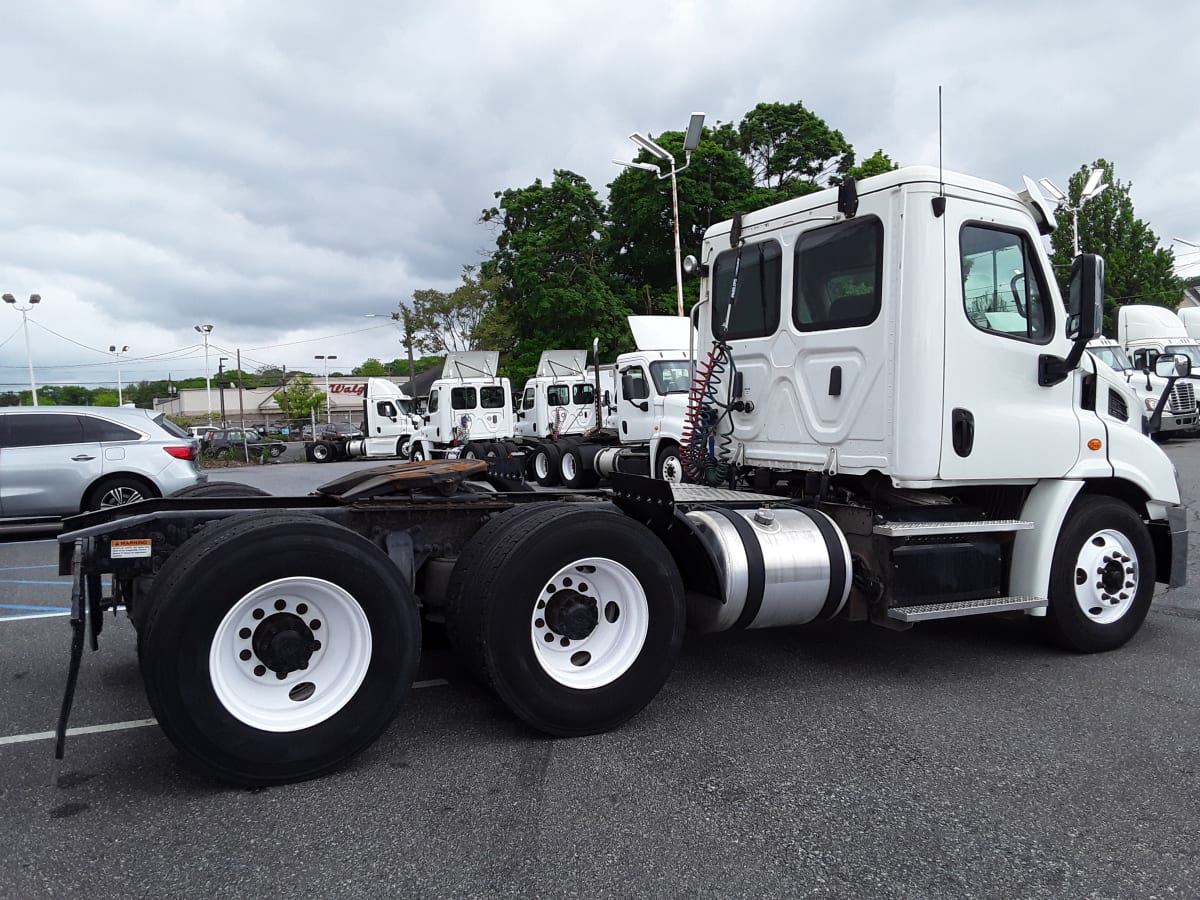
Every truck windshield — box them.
[650,361,691,394]
[1091,346,1133,371]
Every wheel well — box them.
[83,472,159,511]
[1078,478,1151,518]
[654,440,679,469]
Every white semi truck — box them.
[517,319,695,487]
[1086,337,1193,440]
[1115,305,1200,436]
[53,165,1188,788]
[306,377,423,462]
[406,351,516,462]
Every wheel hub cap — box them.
[544,591,598,640]
[252,613,318,675]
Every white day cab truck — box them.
[1115,304,1200,438]
[516,320,695,488]
[53,165,1189,787]
[511,348,617,486]
[405,351,516,462]
[1084,337,1187,441]
[306,378,423,462]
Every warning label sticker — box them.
[110,539,152,559]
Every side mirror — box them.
[1155,354,1191,378]
[1068,253,1105,340]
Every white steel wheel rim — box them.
[530,556,648,689]
[561,452,578,482]
[313,445,329,460]
[659,453,683,484]
[209,576,372,732]
[534,451,550,480]
[1073,528,1139,624]
[101,485,145,508]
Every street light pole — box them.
[194,324,214,424]
[3,293,41,406]
[109,344,129,405]
[217,357,228,426]
[615,113,705,317]
[315,354,337,423]
[1039,169,1108,256]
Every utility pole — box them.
[217,357,228,426]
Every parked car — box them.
[201,428,287,459]
[303,422,364,442]
[0,406,204,517]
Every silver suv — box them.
[0,406,204,517]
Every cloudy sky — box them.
[0,1,1196,394]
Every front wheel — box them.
[1044,496,1155,653]
[409,443,427,462]
[138,513,421,785]
[445,504,685,736]
[656,445,685,484]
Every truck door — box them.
[619,363,655,443]
[515,385,536,438]
[940,215,1079,479]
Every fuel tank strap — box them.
[797,507,849,620]
[707,507,766,629]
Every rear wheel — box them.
[1043,496,1155,652]
[85,476,158,511]
[533,444,561,487]
[170,482,271,499]
[138,513,421,785]
[445,504,685,736]
[311,442,333,462]
[462,442,485,460]
[560,445,598,489]
[269,445,285,458]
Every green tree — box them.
[1048,160,1184,329]
[408,265,500,354]
[482,170,629,385]
[737,101,853,194]
[273,374,325,423]
[353,358,387,377]
[844,149,899,182]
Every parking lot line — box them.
[0,679,449,747]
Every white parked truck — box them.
[406,351,516,462]
[1085,337,1190,439]
[520,318,695,487]
[306,378,423,462]
[53,165,1188,788]
[1115,305,1200,435]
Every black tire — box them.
[137,513,421,785]
[169,482,272,499]
[84,476,159,512]
[395,436,409,458]
[656,445,686,484]
[410,443,427,462]
[560,445,598,489]
[1043,496,1155,653]
[311,441,333,462]
[269,444,285,458]
[445,504,686,736]
[461,442,484,460]
[533,443,562,487]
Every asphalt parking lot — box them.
[2,450,1200,898]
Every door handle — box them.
[71,455,96,461]
[951,408,975,458]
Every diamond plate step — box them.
[873,519,1034,537]
[887,596,1047,622]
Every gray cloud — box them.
[0,0,1196,389]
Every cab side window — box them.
[547,384,571,406]
[621,367,650,401]
[522,387,535,410]
[792,217,883,331]
[572,383,595,405]
[712,240,783,339]
[451,387,477,410]
[961,224,1053,343]
[479,387,505,409]
[427,390,440,413]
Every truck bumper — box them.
[1154,505,1189,588]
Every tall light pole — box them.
[614,112,705,317]
[217,357,229,426]
[194,324,214,424]
[365,311,416,386]
[3,293,41,406]
[1039,168,1108,257]
[315,354,337,423]
[109,344,129,405]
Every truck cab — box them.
[408,351,514,460]
[1086,337,1193,439]
[349,378,422,458]
[515,351,604,439]
[1116,305,1200,434]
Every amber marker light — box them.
[1087,438,1103,451]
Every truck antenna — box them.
[932,85,946,217]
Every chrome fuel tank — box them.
[685,506,850,632]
